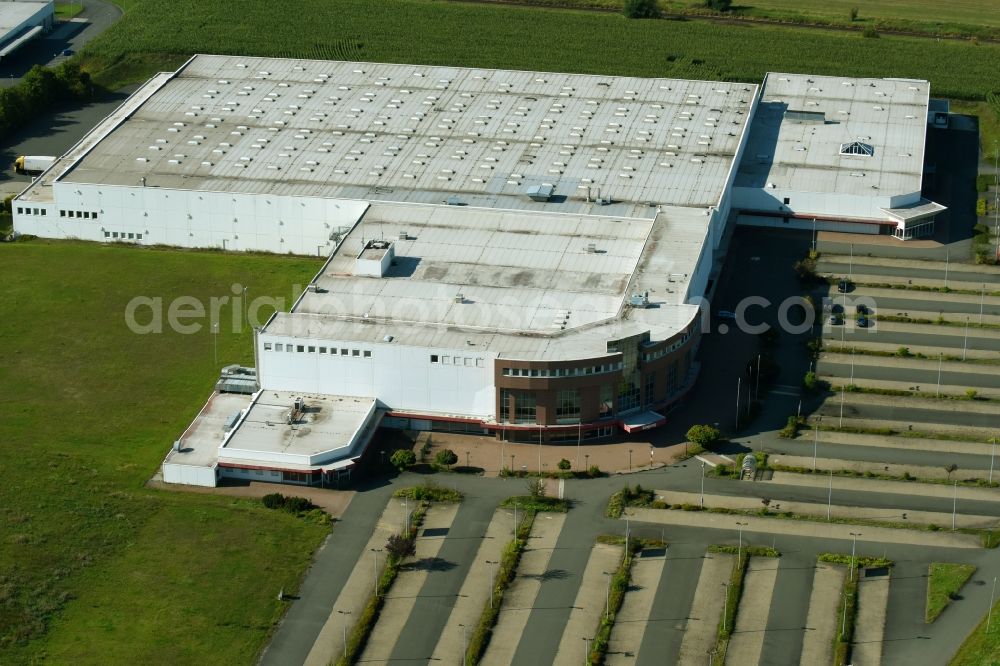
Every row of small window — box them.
[430,354,485,368]
[264,342,372,358]
[500,362,624,378]
[60,209,99,220]
[17,207,48,216]
[643,328,695,362]
[105,231,143,240]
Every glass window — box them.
[340,348,348,355]
[319,347,327,353]
[127,233,134,239]
[556,389,581,424]
[667,360,679,394]
[275,343,283,351]
[93,212,99,220]
[352,349,360,357]
[82,211,89,219]
[644,372,656,406]
[263,343,273,351]
[364,350,371,358]
[296,345,304,352]
[475,358,484,368]
[41,209,47,216]
[112,232,119,238]
[103,231,110,238]
[443,356,451,364]
[136,233,142,240]
[513,391,537,424]
[17,207,23,215]
[286,345,293,353]
[308,346,316,353]
[431,355,439,363]
[600,384,614,418]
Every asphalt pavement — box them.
[818,261,1000,285]
[818,361,1000,389]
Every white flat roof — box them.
[221,391,375,463]
[735,72,929,197]
[52,54,756,216]
[164,391,252,469]
[264,201,706,359]
[0,1,51,39]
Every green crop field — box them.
[0,241,326,663]
[80,0,1000,101]
[471,0,1000,39]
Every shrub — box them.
[793,257,818,282]
[849,6,859,21]
[385,533,416,563]
[262,493,285,509]
[623,0,659,18]
[966,389,979,400]
[261,493,315,514]
[977,198,988,216]
[862,26,879,38]
[895,346,912,357]
[779,415,802,439]
[588,465,602,478]
[557,458,571,471]
[394,481,463,502]
[687,424,721,447]
[803,371,818,391]
[434,448,458,468]
[703,0,732,10]
[390,449,416,471]
[526,477,546,498]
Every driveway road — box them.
[832,327,1000,352]
[818,261,1000,286]
[817,361,1000,390]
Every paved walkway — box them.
[820,375,1000,399]
[259,483,395,666]
[625,507,982,549]
[725,557,779,666]
[804,429,994,456]
[481,512,566,666]
[428,508,512,665]
[768,452,996,483]
[358,503,460,663]
[606,551,667,665]
[853,573,891,666]
[825,339,999,360]
[768,471,1000,503]
[677,553,734,666]
[799,563,846,666]
[554,543,625,665]
[656,489,998,530]
[824,415,996,441]
[821,255,1000,276]
[302,495,398,666]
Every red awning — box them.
[620,411,667,433]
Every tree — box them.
[945,464,958,481]
[703,0,732,11]
[526,477,546,498]
[849,6,859,21]
[623,0,659,18]
[557,458,571,471]
[390,449,416,471]
[385,533,416,563]
[686,424,721,447]
[803,371,818,392]
[434,448,458,468]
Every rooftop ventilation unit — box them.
[630,291,650,308]
[454,293,465,304]
[840,141,874,157]
[586,243,597,253]
[526,184,554,202]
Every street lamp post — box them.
[736,376,741,433]
[755,353,761,403]
[722,582,730,633]
[370,548,383,597]
[337,610,351,659]
[459,623,469,666]
[963,317,970,361]
[990,437,996,485]
[827,470,833,521]
[628,449,633,471]
[937,353,943,397]
[989,576,998,634]
[583,637,593,665]
[604,571,612,620]
[700,461,706,508]
[813,425,819,471]
[952,480,958,531]
[486,560,498,609]
[849,532,861,581]
[736,521,748,562]
[576,421,582,470]
[841,588,850,640]
[839,388,845,428]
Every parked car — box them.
[856,316,870,328]
[717,310,737,321]
[856,304,868,314]
[838,279,851,293]
[829,314,843,325]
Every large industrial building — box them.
[11,55,946,486]
[0,0,54,61]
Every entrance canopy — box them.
[620,410,667,433]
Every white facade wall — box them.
[736,215,879,235]
[731,186,918,222]
[162,462,217,487]
[15,184,368,255]
[219,466,284,483]
[259,336,497,418]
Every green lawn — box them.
[0,240,326,662]
[54,2,84,20]
[77,0,1000,100]
[951,591,1000,665]
[927,563,978,623]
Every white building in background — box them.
[0,1,54,62]
[10,55,945,486]
[732,72,945,239]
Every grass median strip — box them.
[336,491,444,666]
[654,504,1000,548]
[833,568,859,666]
[712,548,753,663]
[587,537,664,665]
[766,463,1000,490]
[464,506,536,665]
[948,590,1000,665]
[926,563,977,623]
